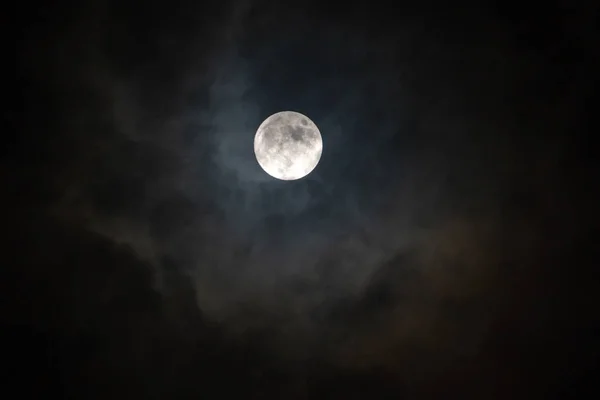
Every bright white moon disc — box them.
[254,111,323,180]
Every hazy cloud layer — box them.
[11,1,596,393]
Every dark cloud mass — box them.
[4,0,598,398]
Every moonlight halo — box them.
[254,111,323,180]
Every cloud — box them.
[19,2,591,378]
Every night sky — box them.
[4,0,598,398]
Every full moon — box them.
[254,111,323,180]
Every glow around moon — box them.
[254,111,323,180]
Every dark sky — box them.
[4,0,598,398]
